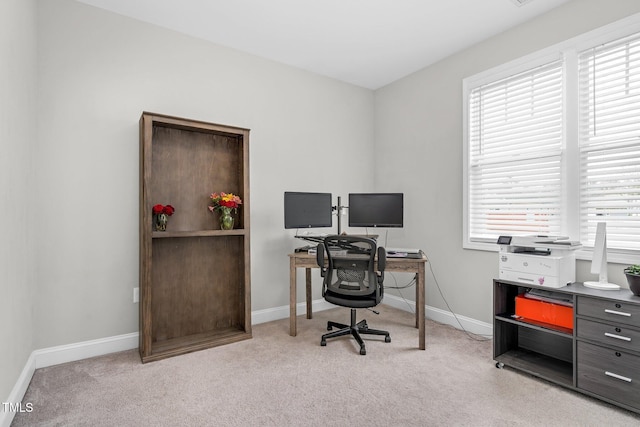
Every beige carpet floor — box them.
[12,305,640,426]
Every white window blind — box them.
[468,61,564,241]
[579,32,640,250]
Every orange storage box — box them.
[515,295,573,330]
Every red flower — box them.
[152,204,175,216]
[219,199,237,208]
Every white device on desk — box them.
[386,248,422,258]
[497,235,581,288]
[583,222,621,290]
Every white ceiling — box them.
[76,0,571,89]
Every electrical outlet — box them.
[133,287,139,303]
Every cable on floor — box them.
[385,249,492,342]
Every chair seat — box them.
[324,290,378,309]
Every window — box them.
[579,33,640,251]
[463,15,640,262]
[467,61,563,240]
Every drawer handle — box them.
[604,332,631,342]
[605,371,632,383]
[604,309,631,317]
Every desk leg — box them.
[416,265,426,350]
[306,268,312,319]
[290,257,297,336]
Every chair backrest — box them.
[316,235,386,302]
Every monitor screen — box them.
[284,192,333,229]
[348,193,403,228]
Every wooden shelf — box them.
[139,112,251,363]
[496,348,573,387]
[495,313,573,336]
[142,328,251,363]
[152,229,247,238]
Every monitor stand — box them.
[583,280,620,290]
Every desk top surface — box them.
[289,251,427,265]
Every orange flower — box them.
[209,192,242,213]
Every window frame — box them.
[462,13,640,265]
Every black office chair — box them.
[316,235,390,355]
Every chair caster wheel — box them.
[385,336,391,343]
[496,362,504,369]
[360,347,366,355]
[321,340,326,346]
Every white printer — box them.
[497,235,582,288]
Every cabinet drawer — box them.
[577,296,640,328]
[577,318,640,353]
[577,341,640,411]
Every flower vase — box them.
[155,213,168,232]
[219,207,234,230]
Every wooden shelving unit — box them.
[139,112,251,363]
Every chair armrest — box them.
[316,244,326,276]
[377,247,386,272]
[377,247,386,285]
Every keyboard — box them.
[295,234,328,244]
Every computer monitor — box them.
[284,192,333,229]
[348,193,403,228]
[584,222,620,290]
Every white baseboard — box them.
[1,332,139,427]
[251,299,336,324]
[383,294,493,337]
[33,332,139,369]
[3,299,490,427]
[252,295,493,337]
[1,353,36,427]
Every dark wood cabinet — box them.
[494,279,640,414]
[139,112,251,363]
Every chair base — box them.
[320,308,390,355]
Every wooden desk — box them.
[288,252,428,350]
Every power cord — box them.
[386,250,492,342]
[426,258,492,341]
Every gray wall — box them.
[374,0,640,323]
[0,0,37,404]
[34,0,374,349]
